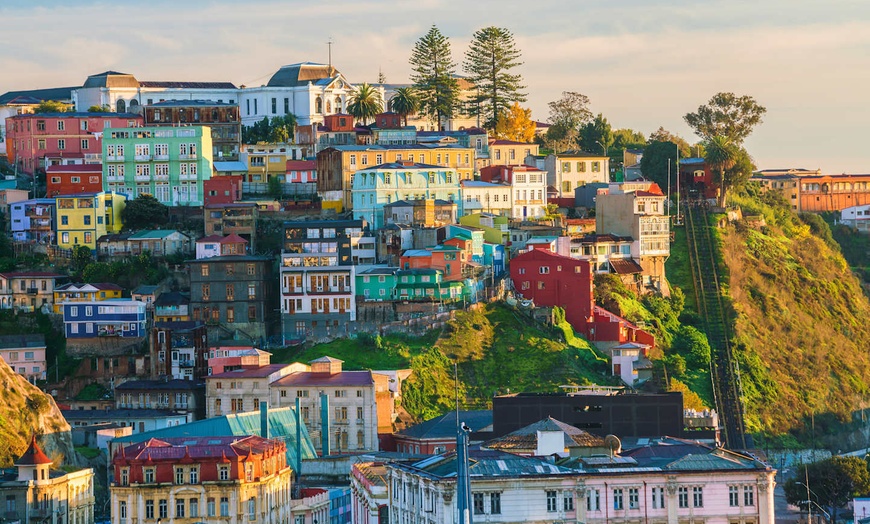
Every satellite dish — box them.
[604,434,621,457]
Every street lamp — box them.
[797,482,827,524]
[800,498,830,524]
[595,140,607,157]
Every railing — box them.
[27,287,39,294]
[134,175,151,182]
[179,154,198,160]
[134,154,152,161]
[154,154,170,161]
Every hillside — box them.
[0,357,78,467]
[684,190,870,443]
[277,303,616,421]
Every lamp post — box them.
[796,482,827,523]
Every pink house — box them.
[5,112,142,174]
[206,346,272,375]
[0,334,47,383]
[285,160,317,183]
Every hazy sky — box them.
[2,0,868,173]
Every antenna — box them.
[327,37,334,75]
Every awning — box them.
[610,258,644,275]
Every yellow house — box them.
[241,143,295,183]
[55,192,126,251]
[52,282,123,313]
[317,145,476,212]
[485,140,539,168]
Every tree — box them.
[71,245,93,274]
[579,113,613,156]
[347,83,383,125]
[647,127,692,157]
[120,194,168,230]
[544,126,579,154]
[494,102,535,143]
[410,25,459,127]
[684,92,766,144]
[87,105,110,113]
[390,88,420,126]
[242,115,297,144]
[705,136,755,207]
[670,325,711,367]
[268,176,283,200]
[548,91,593,131]
[32,100,71,114]
[784,457,870,522]
[462,26,526,130]
[639,141,681,191]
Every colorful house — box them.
[0,271,65,312]
[102,125,213,206]
[46,163,103,197]
[459,213,510,245]
[9,198,56,243]
[395,269,465,302]
[55,192,126,251]
[53,282,123,313]
[356,267,398,301]
[286,160,317,183]
[351,162,462,229]
[63,298,147,338]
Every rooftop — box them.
[115,379,204,391]
[395,410,492,440]
[271,370,374,387]
[62,408,184,420]
[483,417,606,451]
[0,334,46,349]
[208,364,292,379]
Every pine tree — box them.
[463,26,526,131]
[409,25,458,128]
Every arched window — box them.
[129,99,139,109]
[116,99,126,113]
[315,97,323,114]
[357,430,365,449]
[335,96,342,112]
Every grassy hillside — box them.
[276,303,616,421]
[679,189,870,442]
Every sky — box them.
[2,0,868,173]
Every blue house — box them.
[63,299,147,338]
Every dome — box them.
[267,62,339,87]
[83,71,140,89]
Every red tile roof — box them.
[46,164,102,173]
[490,139,534,146]
[118,435,279,462]
[207,364,290,379]
[271,370,374,387]
[15,435,53,466]
[286,160,316,171]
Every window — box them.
[564,492,574,511]
[83,215,91,225]
[189,499,198,518]
[539,266,550,274]
[490,493,501,514]
[248,497,256,520]
[175,467,184,484]
[652,487,665,509]
[119,501,126,524]
[218,465,229,481]
[144,467,155,483]
[57,120,65,130]
[120,467,129,486]
[201,264,209,276]
[592,161,601,172]
[248,283,256,299]
[37,120,45,131]
[220,497,229,517]
[547,490,558,512]
[81,139,89,149]
[58,139,66,150]
[729,485,739,507]
[38,139,46,150]
[176,499,185,518]
[613,488,624,510]
[189,467,199,484]
[743,485,754,506]
[207,498,216,517]
[692,486,703,507]
[628,487,639,509]
[587,489,600,511]
[159,499,168,519]
[296,389,309,398]
[678,487,689,508]
[61,215,68,226]
[473,493,484,515]
[145,500,154,519]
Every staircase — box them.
[685,202,747,449]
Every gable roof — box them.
[395,410,492,440]
[483,417,605,451]
[0,87,76,105]
[15,435,53,466]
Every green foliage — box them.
[683,92,767,144]
[401,348,461,421]
[579,113,613,157]
[75,446,102,459]
[547,91,592,134]
[664,353,686,378]
[242,114,297,144]
[639,140,680,191]
[462,26,526,130]
[80,252,169,291]
[87,105,110,113]
[410,25,459,125]
[347,83,384,125]
[389,88,420,126]
[705,136,755,207]
[0,212,15,271]
[71,245,93,274]
[32,100,71,113]
[120,194,168,231]
[75,383,111,401]
[647,127,692,157]
[268,176,283,200]
[798,212,837,250]
[784,457,870,519]
[670,325,711,367]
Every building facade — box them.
[151,321,208,380]
[144,100,241,161]
[5,111,140,174]
[351,163,463,229]
[545,151,611,200]
[102,125,214,206]
[62,299,147,338]
[55,192,126,251]
[46,164,103,197]
[0,334,47,383]
[10,199,56,243]
[109,436,292,524]
[53,282,123,313]
[0,271,64,312]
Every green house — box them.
[356,267,398,301]
[396,268,464,302]
[102,125,214,206]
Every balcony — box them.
[27,287,39,295]
[134,174,151,182]
[134,154,152,161]
[105,155,124,162]
[154,173,169,181]
[179,154,198,160]
[179,173,198,180]
[179,360,195,368]
[154,154,170,161]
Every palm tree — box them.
[704,135,738,207]
[390,88,420,126]
[347,83,383,125]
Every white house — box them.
[545,151,610,199]
[460,180,512,217]
[72,71,237,113]
[841,204,870,232]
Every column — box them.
[575,483,588,524]
[665,477,678,524]
[757,473,775,524]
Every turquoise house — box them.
[356,267,398,301]
[102,125,213,206]
[351,162,463,229]
[395,268,465,302]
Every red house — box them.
[285,160,317,183]
[203,175,243,206]
[479,164,545,184]
[46,164,102,196]
[400,244,467,281]
[510,248,654,347]
[5,112,142,175]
